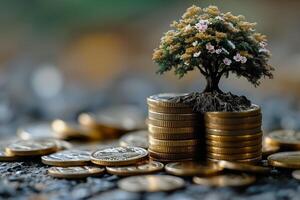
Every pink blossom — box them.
[195,20,209,32]
[240,56,247,64]
[223,58,232,66]
[206,43,215,53]
[233,53,243,62]
[215,49,222,54]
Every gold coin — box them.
[268,151,300,168]
[148,118,198,128]
[148,111,198,121]
[147,93,191,108]
[106,161,164,176]
[206,132,262,142]
[148,105,193,114]
[204,105,260,118]
[262,141,280,157]
[0,142,22,162]
[149,145,198,154]
[193,174,256,187]
[148,124,198,134]
[207,145,262,155]
[91,146,148,166]
[42,150,91,166]
[48,166,105,179]
[165,161,223,176]
[292,170,300,180]
[118,175,185,192]
[205,122,261,130]
[205,127,262,136]
[206,138,262,148]
[149,156,193,163]
[208,156,262,164]
[148,149,195,160]
[217,160,269,174]
[204,114,262,125]
[17,122,55,140]
[149,136,200,147]
[207,151,262,160]
[6,139,57,156]
[264,130,300,150]
[150,131,198,140]
[119,130,149,149]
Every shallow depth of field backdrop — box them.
[0,0,299,136]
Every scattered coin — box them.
[206,132,262,142]
[118,175,185,192]
[119,130,149,149]
[91,146,148,166]
[6,140,57,156]
[264,130,300,150]
[204,105,260,118]
[165,161,223,176]
[0,143,22,162]
[262,140,280,157]
[268,151,300,169]
[48,166,105,179]
[148,111,198,121]
[42,150,91,166]
[106,161,164,176]
[193,174,256,187]
[217,160,269,174]
[292,170,300,180]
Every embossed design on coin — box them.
[119,130,149,149]
[193,174,256,187]
[48,166,105,179]
[106,161,164,176]
[265,130,300,150]
[268,151,300,169]
[42,150,91,166]
[91,147,148,166]
[6,140,57,156]
[118,175,185,192]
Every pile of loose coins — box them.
[147,93,201,162]
[204,105,263,163]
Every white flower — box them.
[222,48,229,55]
[215,49,222,54]
[192,41,198,47]
[185,24,192,31]
[206,43,215,53]
[259,41,267,48]
[223,58,232,66]
[193,51,201,57]
[227,40,236,49]
[195,20,210,32]
[259,48,270,54]
[240,56,247,64]
[228,22,235,29]
[233,53,247,64]
[215,16,224,21]
[184,62,190,66]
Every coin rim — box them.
[48,166,105,179]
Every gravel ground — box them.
[0,160,300,200]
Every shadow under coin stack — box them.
[204,105,262,164]
[147,93,201,162]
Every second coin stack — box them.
[147,93,201,162]
[204,105,262,164]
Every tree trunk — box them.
[203,76,222,93]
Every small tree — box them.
[153,5,274,93]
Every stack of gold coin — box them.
[147,93,201,162]
[204,105,262,163]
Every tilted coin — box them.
[6,139,57,156]
[48,166,105,179]
[217,160,269,174]
[193,174,256,187]
[118,175,185,192]
[91,146,148,166]
[148,149,196,160]
[148,118,198,128]
[205,127,262,136]
[205,122,261,131]
[207,145,262,155]
[17,122,55,140]
[148,124,198,134]
[149,136,200,147]
[204,104,260,118]
[148,105,193,114]
[264,130,300,150]
[292,170,300,180]
[262,140,280,157]
[147,93,190,108]
[106,161,164,176]
[148,111,198,121]
[150,131,198,140]
[119,130,149,149]
[206,132,262,142]
[268,151,300,169]
[207,151,262,160]
[149,145,198,154]
[206,139,262,148]
[165,161,223,176]
[42,150,91,166]
[204,114,262,125]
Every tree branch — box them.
[197,66,208,76]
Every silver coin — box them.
[42,149,91,166]
[118,175,185,192]
[119,130,149,149]
[48,166,105,179]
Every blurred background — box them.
[0,0,299,136]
